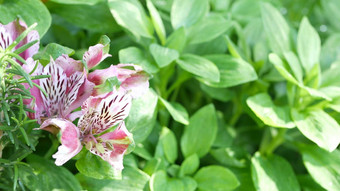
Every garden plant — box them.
[1,0,340,190]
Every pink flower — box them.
[38,90,133,171]
[83,44,111,69]
[24,55,95,123]
[0,19,39,62]
[88,63,149,98]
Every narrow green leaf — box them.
[283,51,303,83]
[247,93,295,128]
[159,97,189,125]
[160,127,178,164]
[146,0,166,45]
[261,2,290,55]
[177,54,220,82]
[292,109,340,152]
[251,153,300,191]
[194,165,239,191]
[181,104,218,158]
[297,17,321,73]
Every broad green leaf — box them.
[203,55,257,88]
[109,0,153,39]
[150,170,185,191]
[297,17,321,73]
[297,175,327,191]
[300,145,340,191]
[26,155,82,191]
[210,148,246,168]
[179,154,199,177]
[247,93,295,128]
[261,2,290,55]
[0,0,51,37]
[50,0,104,5]
[181,104,218,158]
[291,109,340,152]
[177,54,220,82]
[76,151,121,179]
[159,97,189,125]
[34,43,75,65]
[150,44,179,68]
[171,0,209,29]
[187,14,232,44]
[146,0,166,45]
[181,177,197,191]
[200,83,235,102]
[165,27,187,53]
[77,166,150,191]
[49,2,119,33]
[283,51,303,83]
[119,47,159,74]
[251,153,300,191]
[194,165,240,191]
[321,61,340,87]
[160,127,178,163]
[126,89,158,143]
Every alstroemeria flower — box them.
[39,90,133,171]
[0,19,39,61]
[24,55,95,123]
[83,43,111,69]
[88,63,149,98]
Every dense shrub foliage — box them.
[1,0,340,190]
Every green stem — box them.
[259,128,286,155]
[44,137,60,159]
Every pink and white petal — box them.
[39,118,82,166]
[120,73,149,98]
[65,77,95,115]
[91,90,132,134]
[55,54,84,76]
[89,122,132,171]
[67,111,83,122]
[19,29,39,60]
[62,71,85,114]
[2,20,25,45]
[0,25,13,50]
[83,44,111,69]
[87,65,117,86]
[116,63,144,81]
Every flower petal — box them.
[0,24,13,50]
[87,122,132,171]
[83,44,111,69]
[55,54,84,77]
[39,118,82,166]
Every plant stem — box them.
[259,128,286,156]
[44,137,60,159]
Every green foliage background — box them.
[1,0,340,190]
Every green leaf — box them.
[181,176,197,191]
[179,154,199,177]
[291,109,340,152]
[194,165,240,191]
[126,89,158,143]
[150,171,186,191]
[76,150,121,179]
[109,0,153,39]
[77,166,150,191]
[203,55,257,88]
[160,127,178,163]
[261,2,290,55]
[0,0,51,37]
[181,104,218,158]
[26,154,82,191]
[171,0,209,29]
[297,174,327,191]
[165,27,187,53]
[49,2,118,33]
[187,14,232,44]
[283,51,303,83]
[251,153,300,191]
[300,145,340,191]
[50,0,104,5]
[150,44,179,68]
[119,47,159,74]
[146,0,166,45]
[159,97,189,125]
[34,43,75,65]
[177,54,220,82]
[247,93,295,128]
[200,83,235,102]
[210,148,246,168]
[297,17,321,73]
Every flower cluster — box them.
[1,20,149,172]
